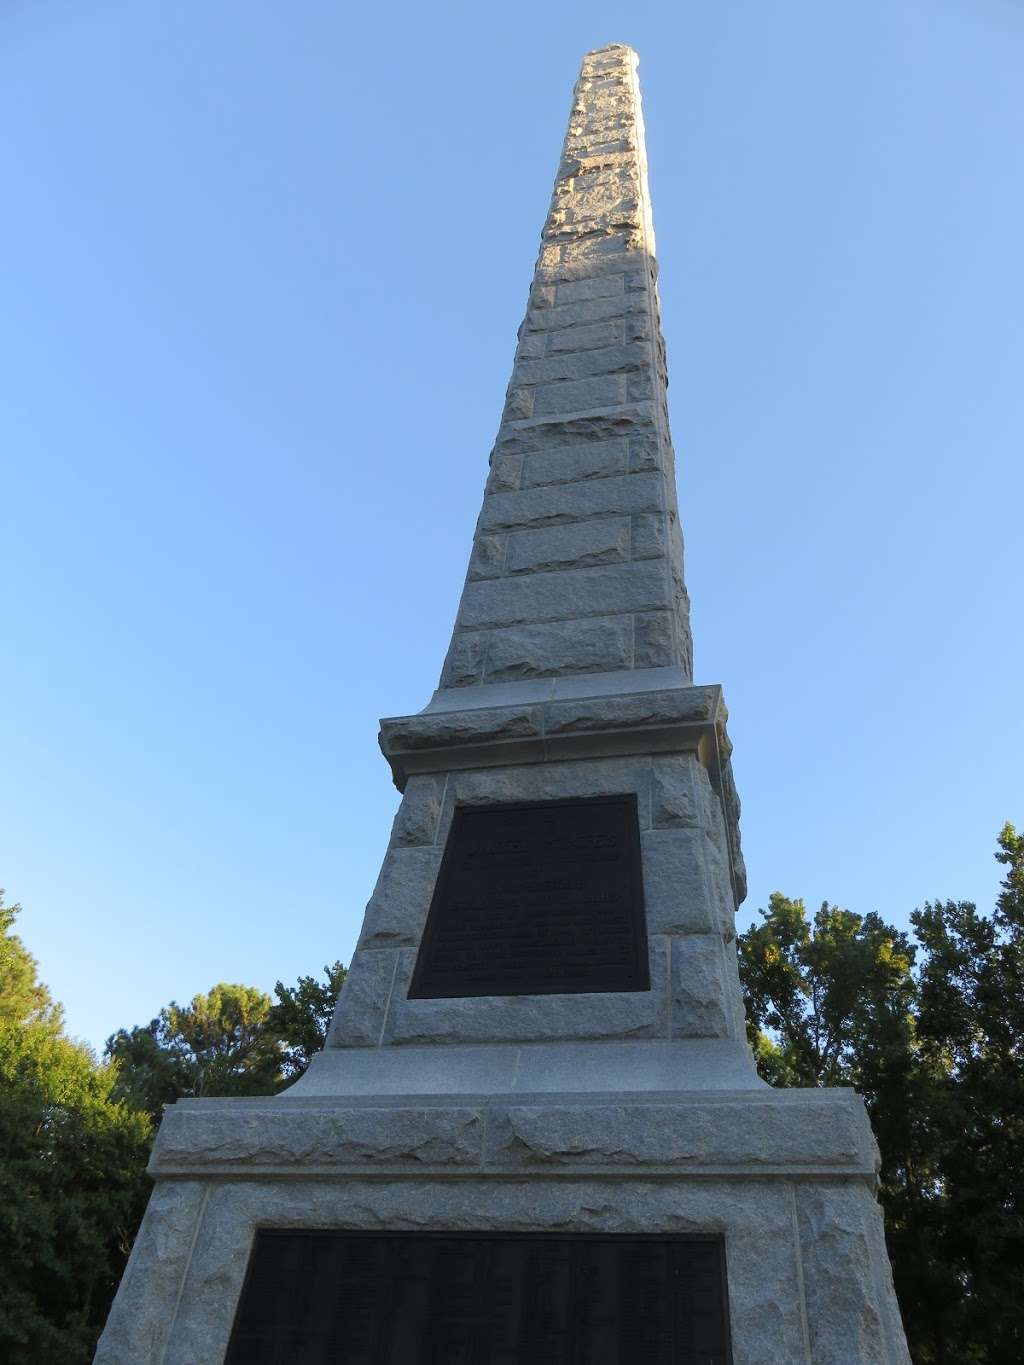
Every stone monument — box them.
[97,44,911,1364]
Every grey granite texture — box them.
[429,45,691,693]
[378,936,671,1047]
[797,1184,913,1364]
[482,615,635,681]
[356,845,442,949]
[520,437,628,486]
[293,1039,765,1097]
[641,828,718,934]
[95,1168,910,1365]
[147,1086,876,1180]
[478,472,663,533]
[332,750,746,1052]
[378,688,746,907]
[504,515,631,574]
[386,772,446,847]
[92,1180,208,1365]
[456,559,669,629]
[325,949,397,1047]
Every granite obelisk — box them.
[97,45,911,1363]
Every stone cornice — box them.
[148,1088,879,1187]
[379,680,746,904]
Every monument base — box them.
[95,1049,910,1364]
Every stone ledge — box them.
[147,1088,878,1184]
[379,682,720,767]
[378,679,745,904]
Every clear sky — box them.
[2,1,1021,1054]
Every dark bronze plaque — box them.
[407,795,648,999]
[225,1231,732,1364]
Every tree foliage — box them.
[268,960,347,1080]
[105,962,346,1118]
[0,894,152,1365]
[0,887,347,1363]
[739,825,1024,1365]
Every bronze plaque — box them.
[225,1231,732,1364]
[407,795,648,999]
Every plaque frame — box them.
[407,793,649,1000]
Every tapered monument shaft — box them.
[441,44,691,692]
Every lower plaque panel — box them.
[225,1231,731,1365]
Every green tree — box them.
[739,892,917,1092]
[107,982,283,1117]
[738,828,1024,1365]
[908,823,1024,1364]
[102,1016,194,1121]
[106,961,346,1117]
[0,894,151,1365]
[267,960,347,1079]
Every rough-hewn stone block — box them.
[634,610,676,668]
[92,1181,207,1364]
[481,471,662,531]
[531,374,628,415]
[358,846,443,949]
[484,616,633,682]
[631,512,667,560]
[487,1096,869,1170]
[389,773,446,847]
[556,273,625,304]
[467,534,506,580]
[521,438,628,487]
[627,369,655,402]
[641,829,716,935]
[524,293,635,332]
[494,402,658,455]
[651,754,701,829]
[542,685,720,738]
[154,1104,485,1171]
[545,318,623,353]
[503,386,534,419]
[505,517,630,574]
[515,331,547,359]
[327,950,398,1048]
[381,704,544,754]
[671,935,733,1038]
[457,559,667,629]
[797,1185,912,1364]
[438,630,487,687]
[628,432,662,471]
[514,342,646,386]
[486,453,523,493]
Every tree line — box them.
[1,824,1021,1363]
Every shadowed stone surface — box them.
[483,616,634,681]
[97,1175,909,1365]
[381,938,670,1047]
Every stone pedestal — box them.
[98,704,909,1362]
[96,43,910,1364]
[99,1081,905,1363]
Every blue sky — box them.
[2,1,1021,1053]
